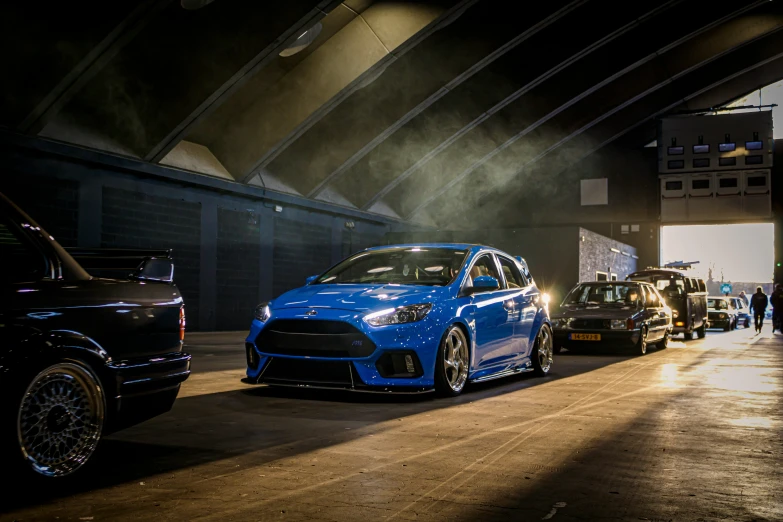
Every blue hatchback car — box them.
[244,244,553,396]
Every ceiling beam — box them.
[404,2,778,220]
[18,0,170,135]
[521,53,783,194]
[236,0,480,184]
[360,0,681,211]
[306,0,591,199]
[144,0,342,163]
[446,44,783,228]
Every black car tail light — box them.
[375,351,423,378]
[179,306,186,342]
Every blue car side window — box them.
[466,254,502,289]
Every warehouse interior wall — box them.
[0,137,408,331]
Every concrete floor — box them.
[2,328,781,521]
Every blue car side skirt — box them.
[470,365,535,383]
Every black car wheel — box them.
[636,328,648,355]
[696,325,706,339]
[16,362,105,478]
[658,331,669,349]
[723,321,731,332]
[684,330,694,340]
[434,326,469,397]
[531,325,554,376]
[744,318,750,329]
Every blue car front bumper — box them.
[244,308,445,392]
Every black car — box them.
[551,281,672,355]
[0,193,191,478]
[626,269,708,340]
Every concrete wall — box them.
[578,228,638,283]
[0,136,404,331]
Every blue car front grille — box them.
[255,319,376,358]
[261,357,360,387]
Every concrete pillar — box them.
[199,200,218,330]
[77,178,102,247]
[331,216,344,265]
[259,213,275,302]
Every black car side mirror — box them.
[130,257,174,283]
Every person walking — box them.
[749,286,769,333]
[739,290,749,308]
[770,284,783,333]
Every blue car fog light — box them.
[376,351,423,378]
[246,342,260,370]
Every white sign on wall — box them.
[580,178,608,206]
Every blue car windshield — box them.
[315,248,468,286]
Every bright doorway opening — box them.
[660,223,774,295]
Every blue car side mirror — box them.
[465,275,500,295]
[305,275,319,285]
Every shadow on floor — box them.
[0,350,644,512]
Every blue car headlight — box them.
[363,303,433,326]
[254,303,271,322]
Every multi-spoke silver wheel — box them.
[534,325,553,375]
[17,363,105,478]
[435,326,469,396]
[443,328,469,392]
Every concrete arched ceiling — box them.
[3,0,782,223]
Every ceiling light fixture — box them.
[279,23,323,57]
[181,0,216,10]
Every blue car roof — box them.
[363,243,479,251]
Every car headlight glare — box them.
[254,303,271,322]
[610,319,628,330]
[553,318,571,328]
[719,313,727,319]
[364,304,432,326]
[672,309,679,318]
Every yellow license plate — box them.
[570,333,601,341]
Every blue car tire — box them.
[532,325,554,376]
[434,325,469,397]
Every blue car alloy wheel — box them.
[244,244,553,396]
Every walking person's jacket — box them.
[750,292,768,314]
[770,290,783,311]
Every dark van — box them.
[626,269,708,340]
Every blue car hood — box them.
[271,284,448,312]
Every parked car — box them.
[730,297,751,329]
[0,193,191,479]
[551,281,672,355]
[243,244,552,396]
[707,296,738,331]
[626,269,708,340]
